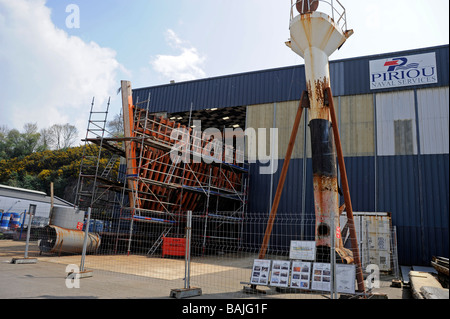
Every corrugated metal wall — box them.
[275,100,309,159]
[134,67,306,113]
[340,94,375,157]
[376,91,418,156]
[246,103,275,161]
[133,45,449,112]
[417,87,449,154]
[132,45,449,266]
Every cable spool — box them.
[296,0,319,14]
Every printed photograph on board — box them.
[270,260,291,288]
[250,259,271,286]
[290,261,312,289]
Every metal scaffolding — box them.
[76,92,249,256]
[75,97,122,214]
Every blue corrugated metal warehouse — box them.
[133,45,449,266]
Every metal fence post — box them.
[330,216,336,299]
[79,207,93,278]
[185,210,192,289]
[12,204,37,264]
[24,204,36,259]
[170,210,202,299]
[19,210,26,240]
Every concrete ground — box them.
[0,240,411,300]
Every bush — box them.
[0,146,114,202]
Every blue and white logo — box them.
[384,57,419,72]
[370,53,438,90]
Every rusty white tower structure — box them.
[256,0,365,293]
[287,0,354,262]
[286,0,365,293]
[287,0,365,289]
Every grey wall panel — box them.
[376,90,418,156]
[417,87,449,155]
[340,94,375,157]
[275,100,310,160]
[245,103,275,161]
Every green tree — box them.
[0,124,42,159]
[0,125,9,159]
[22,123,42,154]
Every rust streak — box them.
[309,77,330,121]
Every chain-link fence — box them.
[0,94,402,299]
[1,206,400,299]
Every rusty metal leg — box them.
[324,87,365,293]
[257,91,308,261]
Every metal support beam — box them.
[257,91,309,261]
[324,87,365,294]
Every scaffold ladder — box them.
[75,97,111,209]
[101,153,120,179]
[147,226,173,255]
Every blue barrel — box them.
[9,213,21,230]
[95,220,104,232]
[88,219,95,232]
[88,220,104,233]
[1,213,12,231]
[104,220,111,232]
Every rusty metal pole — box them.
[325,87,365,293]
[257,92,308,260]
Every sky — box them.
[0,0,448,146]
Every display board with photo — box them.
[250,259,271,286]
[290,261,312,289]
[269,260,291,288]
[311,262,332,291]
[289,241,316,260]
[336,264,356,294]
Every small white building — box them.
[0,184,74,226]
